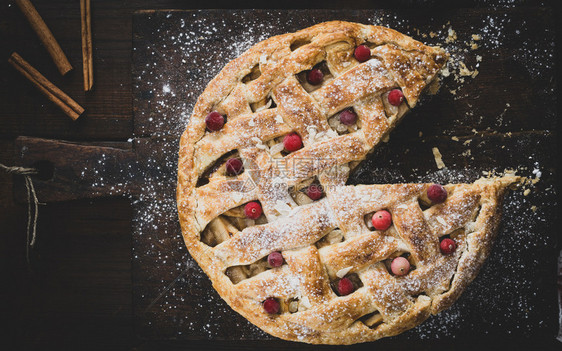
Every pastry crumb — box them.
[459,62,475,76]
[432,147,446,169]
[445,27,457,43]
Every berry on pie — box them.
[244,201,263,219]
[339,109,357,125]
[354,44,371,62]
[225,157,244,176]
[306,68,324,85]
[428,183,448,203]
[337,277,355,296]
[439,238,457,255]
[283,132,303,152]
[306,184,323,200]
[205,111,225,131]
[391,257,411,276]
[267,251,284,268]
[177,21,519,344]
[387,89,404,106]
[264,297,281,314]
[371,210,392,231]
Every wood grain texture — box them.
[13,136,135,202]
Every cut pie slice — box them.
[175,21,520,344]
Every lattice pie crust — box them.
[177,21,519,344]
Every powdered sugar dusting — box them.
[128,9,557,341]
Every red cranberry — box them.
[354,45,371,62]
[225,158,244,176]
[306,68,324,85]
[427,184,447,203]
[388,89,404,106]
[391,257,410,276]
[267,252,284,268]
[244,201,262,219]
[440,238,456,254]
[205,111,225,131]
[339,109,357,125]
[283,132,302,152]
[337,277,355,296]
[263,297,280,314]
[371,210,392,231]
[306,184,323,200]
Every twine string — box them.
[1,163,40,267]
[0,164,37,176]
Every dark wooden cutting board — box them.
[14,8,558,345]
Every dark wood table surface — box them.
[1,1,560,350]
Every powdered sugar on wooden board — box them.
[130,9,557,341]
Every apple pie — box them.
[177,21,518,344]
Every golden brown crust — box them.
[177,21,515,344]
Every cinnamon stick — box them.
[9,52,84,120]
[80,0,93,91]
[15,0,73,75]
